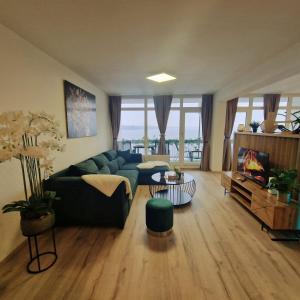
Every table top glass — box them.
[151,171,195,185]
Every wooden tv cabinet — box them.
[221,171,299,230]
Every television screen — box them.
[237,147,269,186]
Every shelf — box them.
[231,185,252,201]
[230,192,251,208]
[234,132,300,139]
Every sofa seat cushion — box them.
[69,159,99,176]
[117,156,126,168]
[116,169,139,195]
[138,165,170,185]
[107,159,119,174]
[120,163,138,170]
[92,154,110,169]
[97,165,111,174]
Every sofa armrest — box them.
[44,176,130,228]
[128,153,142,163]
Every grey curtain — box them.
[153,95,173,154]
[108,95,121,150]
[222,98,238,171]
[263,94,280,120]
[200,94,213,171]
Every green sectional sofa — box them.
[44,150,169,228]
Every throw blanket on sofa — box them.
[82,174,132,200]
[137,161,170,170]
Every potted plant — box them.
[0,111,65,236]
[249,121,260,133]
[174,166,182,179]
[267,168,297,203]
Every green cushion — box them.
[97,165,111,174]
[146,198,173,232]
[117,156,126,168]
[103,150,117,161]
[147,198,173,209]
[116,169,139,194]
[107,159,119,174]
[117,150,131,161]
[120,163,138,170]
[69,159,99,176]
[92,154,109,168]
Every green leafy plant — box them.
[249,121,260,131]
[267,168,297,193]
[2,191,60,219]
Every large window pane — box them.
[118,111,145,153]
[251,109,264,132]
[171,98,180,108]
[252,97,263,107]
[279,97,288,107]
[292,97,300,106]
[121,98,144,108]
[165,111,180,161]
[183,97,202,108]
[184,112,202,163]
[238,97,249,107]
[276,109,287,122]
[231,112,247,138]
[147,110,160,155]
[147,98,154,108]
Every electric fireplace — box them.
[237,147,269,186]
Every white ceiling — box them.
[254,73,300,94]
[1,0,300,96]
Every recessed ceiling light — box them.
[147,73,176,83]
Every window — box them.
[233,96,265,136]
[232,95,300,135]
[183,98,202,107]
[274,96,300,130]
[231,112,247,139]
[121,98,144,108]
[118,96,202,164]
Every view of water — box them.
[119,126,201,140]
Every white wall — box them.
[0,24,112,262]
[210,100,226,172]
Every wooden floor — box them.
[1,172,300,300]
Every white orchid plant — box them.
[1,111,65,219]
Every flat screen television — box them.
[237,147,269,186]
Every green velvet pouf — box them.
[146,198,173,233]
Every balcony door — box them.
[179,111,202,165]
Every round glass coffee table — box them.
[149,171,196,207]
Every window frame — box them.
[119,95,202,165]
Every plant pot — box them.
[20,212,55,236]
[277,192,291,204]
[252,128,258,133]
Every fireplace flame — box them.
[243,150,264,172]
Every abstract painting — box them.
[64,80,97,138]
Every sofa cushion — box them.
[120,163,138,170]
[117,156,126,168]
[107,159,119,174]
[92,154,110,168]
[138,165,170,185]
[116,169,139,195]
[117,150,131,161]
[103,150,117,161]
[97,165,111,174]
[69,159,99,176]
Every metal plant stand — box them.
[26,227,57,274]
[149,171,196,207]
